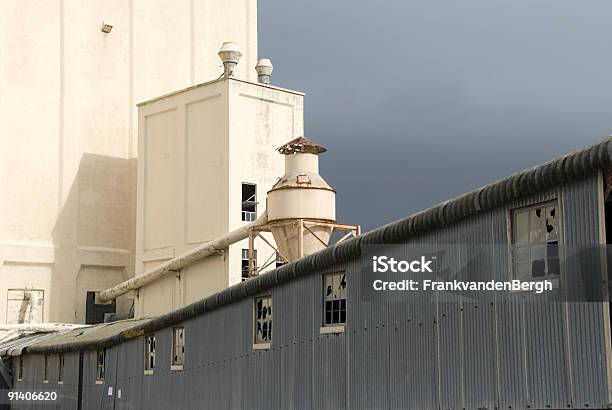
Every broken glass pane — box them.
[530,208,545,243]
[254,296,272,344]
[545,206,558,241]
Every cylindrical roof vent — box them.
[218,42,242,78]
[255,58,273,84]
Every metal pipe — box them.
[0,323,88,332]
[97,212,269,303]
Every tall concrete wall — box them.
[0,0,258,323]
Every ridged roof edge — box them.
[25,136,612,354]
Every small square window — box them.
[96,350,105,382]
[144,335,156,373]
[511,201,560,281]
[323,272,347,326]
[254,296,272,345]
[172,327,185,368]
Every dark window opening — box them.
[241,183,257,221]
[323,272,347,326]
[43,354,49,382]
[18,356,23,381]
[58,354,64,383]
[511,201,560,280]
[86,291,116,325]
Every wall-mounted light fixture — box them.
[100,22,113,33]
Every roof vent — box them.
[255,58,273,84]
[218,42,242,78]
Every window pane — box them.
[531,243,546,277]
[517,263,531,280]
[547,241,560,275]
[514,210,530,245]
[323,272,347,326]
[529,207,545,243]
[545,206,559,241]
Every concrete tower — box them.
[0,0,258,324]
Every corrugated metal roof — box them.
[0,332,61,357]
[25,318,152,354]
[26,136,612,354]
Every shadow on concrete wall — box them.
[50,153,136,323]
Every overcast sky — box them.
[259,1,612,232]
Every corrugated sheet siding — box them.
[11,174,611,409]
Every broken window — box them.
[323,272,347,326]
[43,354,49,382]
[275,252,286,269]
[96,349,105,382]
[144,335,156,373]
[254,296,272,345]
[172,327,185,368]
[242,249,257,281]
[18,356,23,381]
[6,289,44,324]
[58,354,64,383]
[241,183,257,222]
[511,201,560,280]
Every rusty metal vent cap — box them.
[277,136,327,155]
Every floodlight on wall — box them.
[101,22,113,33]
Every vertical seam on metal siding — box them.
[560,188,575,406]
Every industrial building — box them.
[2,136,612,409]
[3,2,612,410]
[0,0,258,325]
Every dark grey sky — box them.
[259,1,612,232]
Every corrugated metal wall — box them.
[11,352,79,410]
[11,174,612,409]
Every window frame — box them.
[509,199,562,282]
[171,327,185,371]
[58,354,64,384]
[253,294,272,349]
[95,349,105,384]
[241,249,257,281]
[321,272,347,334]
[144,334,156,375]
[17,355,23,381]
[42,354,49,383]
[241,182,257,222]
[6,289,44,324]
